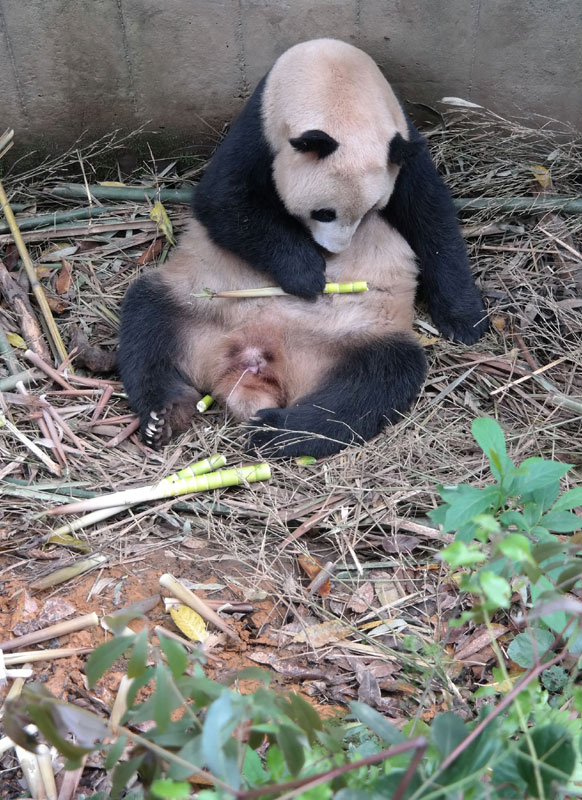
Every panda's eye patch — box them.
[310,208,337,223]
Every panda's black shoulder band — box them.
[388,132,426,166]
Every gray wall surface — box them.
[1,0,580,155]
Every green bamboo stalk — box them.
[49,184,192,204]
[47,184,582,214]
[0,205,122,235]
[49,454,228,535]
[45,464,270,516]
[196,394,214,412]
[193,281,369,299]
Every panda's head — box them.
[262,39,423,253]
[273,127,419,253]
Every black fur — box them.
[248,335,427,458]
[382,123,487,344]
[289,129,339,158]
[388,132,424,166]
[118,275,199,447]
[193,77,326,300]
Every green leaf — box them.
[507,629,555,668]
[531,575,570,634]
[497,533,535,564]
[440,541,487,567]
[439,485,499,533]
[287,692,323,739]
[492,753,527,798]
[516,724,575,797]
[553,486,582,511]
[104,735,127,771]
[499,510,530,531]
[525,480,561,513]
[471,417,507,477]
[266,745,286,781]
[158,634,188,679]
[151,779,191,799]
[167,735,203,780]
[111,755,144,800]
[540,510,582,533]
[349,701,404,745]
[532,541,566,563]
[201,694,241,787]
[153,663,172,733]
[556,560,582,592]
[86,635,135,688]
[479,571,511,607]
[430,712,467,759]
[242,746,268,784]
[127,629,148,679]
[276,724,305,775]
[511,458,571,495]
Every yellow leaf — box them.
[530,164,551,189]
[98,181,127,187]
[170,604,208,642]
[150,201,175,245]
[6,332,26,349]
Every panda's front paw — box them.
[430,296,488,345]
[275,248,326,300]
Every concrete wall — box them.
[1,0,580,155]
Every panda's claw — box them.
[143,408,169,449]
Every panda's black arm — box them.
[192,78,326,299]
[118,275,199,447]
[382,128,487,344]
[249,334,427,458]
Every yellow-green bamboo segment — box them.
[192,281,368,299]
[50,455,228,533]
[47,463,271,516]
[196,394,215,413]
[166,454,225,483]
[0,178,69,365]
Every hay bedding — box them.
[0,107,581,786]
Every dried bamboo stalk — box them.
[0,612,99,652]
[0,182,69,363]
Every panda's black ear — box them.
[289,129,339,159]
[389,133,425,166]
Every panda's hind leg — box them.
[248,334,427,458]
[118,274,201,449]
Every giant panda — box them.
[119,38,486,457]
[119,211,425,457]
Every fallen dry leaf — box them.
[455,624,507,662]
[292,619,351,647]
[55,259,73,295]
[137,238,164,266]
[297,553,331,597]
[347,581,374,613]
